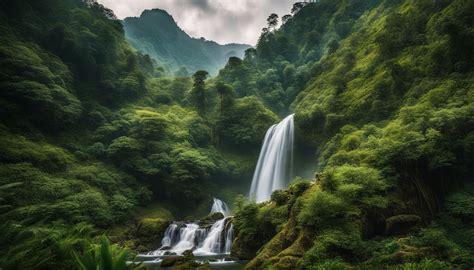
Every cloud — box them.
[96,0,293,45]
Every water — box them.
[194,219,226,255]
[249,114,295,203]
[210,198,230,217]
[224,223,234,253]
[134,254,246,270]
[148,198,234,256]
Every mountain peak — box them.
[122,9,251,75]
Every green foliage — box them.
[0,222,94,269]
[390,259,451,270]
[189,70,210,118]
[297,190,349,229]
[73,235,142,270]
[216,96,278,149]
[1,0,473,269]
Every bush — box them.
[297,190,349,229]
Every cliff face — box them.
[123,9,251,75]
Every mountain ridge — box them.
[123,8,252,75]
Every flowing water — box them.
[249,114,295,203]
[210,197,230,217]
[148,198,234,257]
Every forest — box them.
[0,0,472,269]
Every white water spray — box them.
[150,198,234,256]
[249,114,295,203]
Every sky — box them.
[96,0,294,45]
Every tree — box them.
[282,14,292,25]
[244,48,257,63]
[190,70,209,118]
[267,13,279,30]
[215,81,235,115]
[291,2,307,14]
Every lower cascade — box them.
[249,114,295,203]
[149,198,234,256]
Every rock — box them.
[135,218,170,251]
[199,212,225,227]
[385,215,422,236]
[164,251,177,256]
[160,245,172,250]
[182,249,194,258]
[160,255,186,267]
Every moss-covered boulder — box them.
[161,255,187,267]
[160,250,211,269]
[135,217,170,250]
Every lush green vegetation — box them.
[228,0,474,269]
[122,9,251,75]
[0,0,472,269]
[0,0,274,268]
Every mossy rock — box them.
[138,217,170,237]
[161,251,210,269]
[200,212,225,228]
[136,217,170,250]
[385,215,421,236]
[161,255,186,267]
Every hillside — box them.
[123,9,251,75]
[221,0,474,269]
[0,0,272,268]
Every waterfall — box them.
[150,198,234,256]
[249,114,295,203]
[224,223,234,253]
[210,198,230,217]
[194,219,226,255]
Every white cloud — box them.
[96,0,293,45]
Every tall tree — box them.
[215,81,235,116]
[267,13,279,31]
[190,70,209,118]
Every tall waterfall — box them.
[150,198,234,256]
[249,114,295,203]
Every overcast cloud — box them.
[96,0,293,45]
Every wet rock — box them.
[160,255,186,267]
[200,212,225,227]
[164,251,177,256]
[182,249,194,258]
[160,245,172,251]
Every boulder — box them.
[160,255,186,267]
[135,218,170,250]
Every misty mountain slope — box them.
[123,9,251,75]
